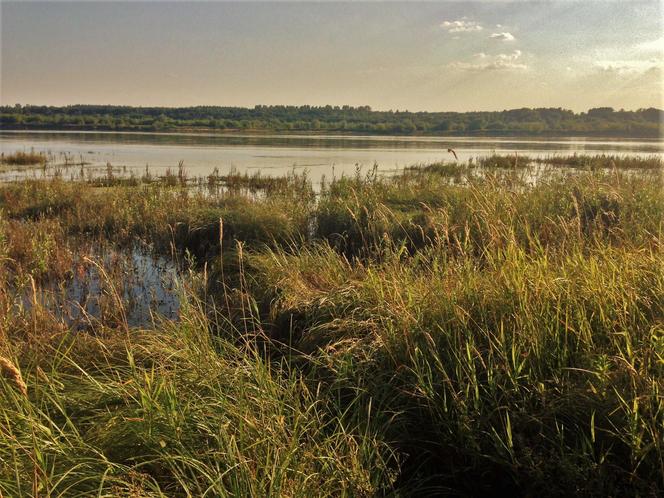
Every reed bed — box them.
[475,153,532,168]
[534,153,663,170]
[0,150,48,174]
[1,154,662,495]
[0,150,47,166]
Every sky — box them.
[1,1,662,112]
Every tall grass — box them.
[0,304,395,496]
[1,154,663,495]
[248,241,663,494]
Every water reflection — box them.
[23,246,180,329]
[2,130,663,183]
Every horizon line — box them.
[3,103,663,114]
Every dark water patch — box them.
[20,245,181,329]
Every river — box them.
[1,130,662,183]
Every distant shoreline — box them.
[3,105,662,139]
[3,126,662,140]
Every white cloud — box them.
[580,39,664,77]
[448,50,527,71]
[594,58,662,74]
[490,32,515,41]
[499,50,521,60]
[440,20,483,33]
[635,36,664,55]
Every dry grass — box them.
[0,356,27,396]
[1,154,663,496]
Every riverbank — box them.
[3,105,662,138]
[1,155,663,496]
[4,124,663,138]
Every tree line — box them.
[1,104,661,136]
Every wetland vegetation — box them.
[0,151,48,174]
[1,153,663,496]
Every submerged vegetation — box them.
[2,104,662,136]
[1,154,663,496]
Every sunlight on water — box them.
[2,130,662,183]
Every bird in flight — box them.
[447,148,458,161]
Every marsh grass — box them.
[534,153,663,170]
[0,150,47,166]
[0,303,395,496]
[1,153,663,495]
[0,150,48,174]
[476,153,532,169]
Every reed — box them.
[0,356,27,396]
[1,154,662,495]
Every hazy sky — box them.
[1,1,662,111]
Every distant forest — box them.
[1,104,662,137]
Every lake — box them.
[2,130,663,183]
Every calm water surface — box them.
[20,245,181,329]
[2,130,663,183]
